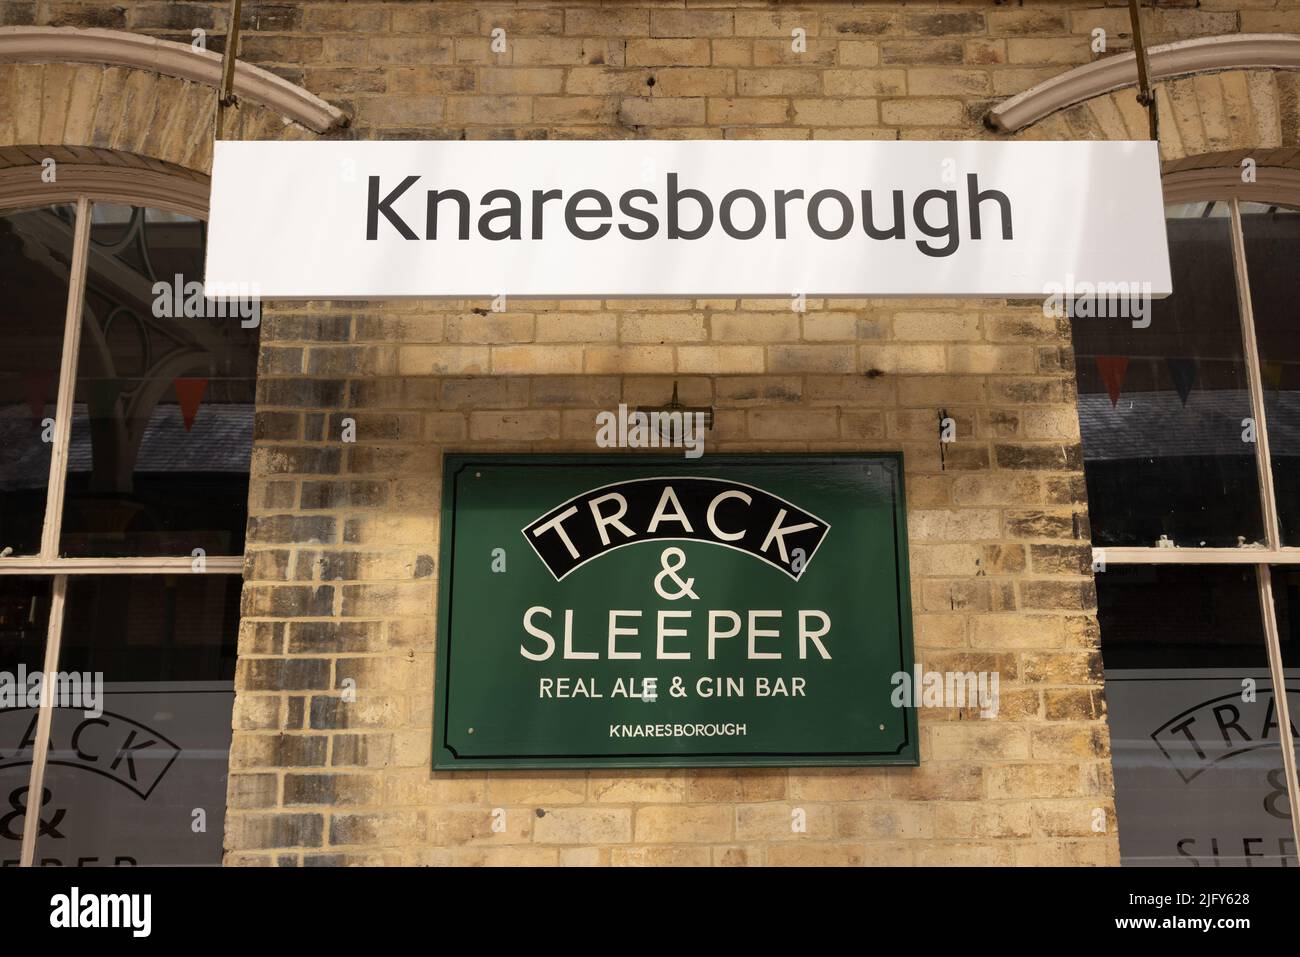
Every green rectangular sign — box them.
[433,454,918,769]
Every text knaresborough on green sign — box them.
[432,454,919,770]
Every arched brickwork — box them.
[998,59,1299,172]
[0,28,347,177]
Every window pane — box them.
[59,204,257,558]
[1073,206,1264,547]
[35,574,240,866]
[0,576,53,866]
[0,204,76,557]
[1270,565,1300,668]
[1099,565,1294,866]
[1239,202,1300,544]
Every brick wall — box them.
[8,0,1298,866]
[236,295,1111,867]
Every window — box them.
[1073,178,1300,866]
[0,183,255,867]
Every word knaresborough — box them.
[367,172,1013,258]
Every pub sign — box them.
[433,454,918,769]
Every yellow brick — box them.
[708,97,789,126]
[634,805,733,843]
[676,346,765,374]
[398,345,489,375]
[792,98,880,126]
[626,38,711,67]
[490,345,585,374]
[930,724,1031,761]
[859,344,946,374]
[589,772,687,803]
[748,410,840,441]
[881,98,965,126]
[533,808,632,844]
[611,847,711,866]
[468,411,561,441]
[585,345,675,373]
[736,803,834,841]
[767,844,868,866]
[620,314,706,343]
[712,313,800,343]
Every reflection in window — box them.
[1072,204,1263,548]
[0,205,76,557]
[1099,566,1294,866]
[59,204,258,558]
[0,577,52,866]
[1240,203,1300,544]
[35,575,240,866]
[0,188,252,867]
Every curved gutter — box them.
[0,25,349,134]
[987,33,1300,134]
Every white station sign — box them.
[205,140,1172,299]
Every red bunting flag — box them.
[1095,356,1129,408]
[21,371,53,426]
[172,377,209,432]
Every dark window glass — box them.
[0,577,52,866]
[1239,202,1300,544]
[1267,566,1300,669]
[35,575,240,866]
[1099,566,1294,866]
[0,205,76,557]
[59,204,257,558]
[1073,203,1263,548]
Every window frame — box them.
[0,171,245,867]
[1089,167,1300,862]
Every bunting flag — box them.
[21,371,54,426]
[88,378,125,420]
[1165,357,1197,406]
[1095,356,1129,408]
[172,377,208,432]
[1262,360,1284,391]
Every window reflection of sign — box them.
[1150,687,1299,783]
[0,709,180,799]
[1107,670,1298,867]
[0,683,233,867]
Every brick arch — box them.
[0,26,349,177]
[1004,68,1300,172]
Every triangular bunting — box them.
[1262,360,1283,391]
[172,377,208,432]
[1166,357,1197,406]
[1095,356,1129,408]
[22,371,54,426]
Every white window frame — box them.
[0,170,245,867]
[1091,167,1300,859]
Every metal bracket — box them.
[213,0,245,141]
[637,380,715,431]
[1127,0,1160,141]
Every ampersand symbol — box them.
[1264,769,1291,820]
[0,786,65,841]
[653,547,698,601]
[670,677,687,698]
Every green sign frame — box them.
[433,453,918,770]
